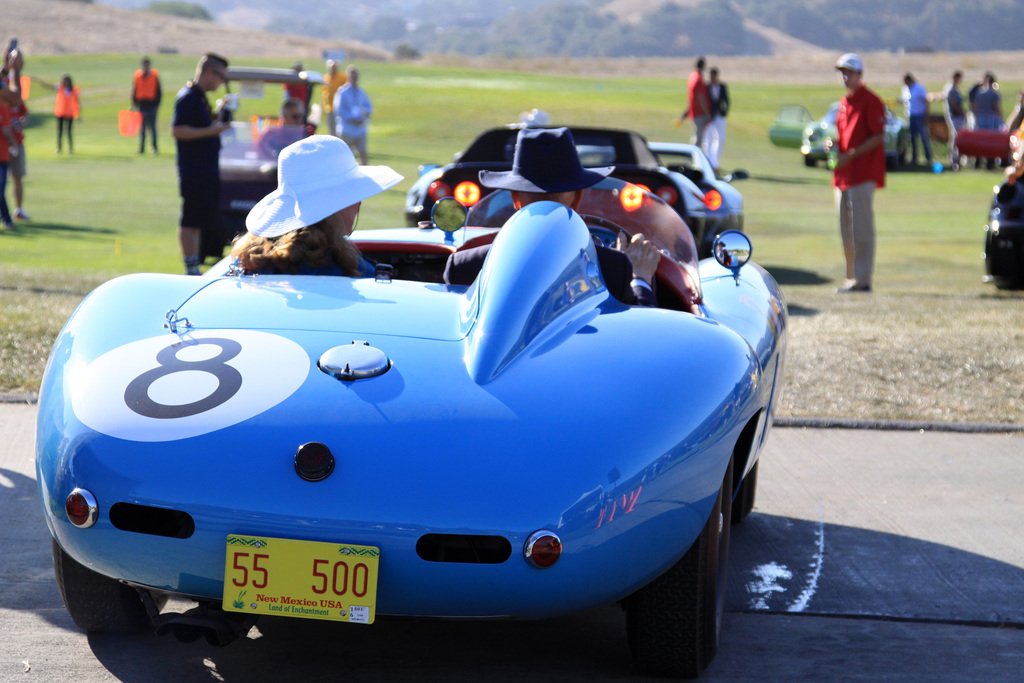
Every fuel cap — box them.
[318,341,391,381]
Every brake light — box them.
[524,530,562,568]
[620,184,645,212]
[453,181,481,206]
[66,488,99,528]
[428,180,452,201]
[703,189,722,211]
[656,185,679,205]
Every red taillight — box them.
[453,181,481,206]
[428,180,452,201]
[703,189,723,211]
[656,185,679,205]
[65,488,98,528]
[524,530,562,568]
[620,184,645,213]
[294,442,335,482]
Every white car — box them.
[648,141,747,247]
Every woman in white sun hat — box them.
[231,135,403,276]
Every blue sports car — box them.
[37,179,787,678]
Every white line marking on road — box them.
[788,509,825,612]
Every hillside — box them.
[7,0,1024,89]
[6,0,389,61]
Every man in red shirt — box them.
[684,57,710,149]
[0,102,16,229]
[833,53,886,293]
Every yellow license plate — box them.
[222,535,379,624]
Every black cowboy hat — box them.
[478,127,613,193]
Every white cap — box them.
[835,53,864,73]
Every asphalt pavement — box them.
[2,402,1022,681]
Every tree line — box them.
[190,0,1024,58]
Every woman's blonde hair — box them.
[230,218,360,275]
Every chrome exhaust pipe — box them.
[154,605,257,646]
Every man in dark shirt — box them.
[172,53,230,275]
[444,127,660,307]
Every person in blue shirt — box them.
[333,66,372,164]
[231,135,402,276]
[901,72,933,167]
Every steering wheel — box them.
[581,214,702,314]
[579,214,631,249]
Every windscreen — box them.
[466,177,699,274]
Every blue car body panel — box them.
[38,200,786,620]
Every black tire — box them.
[803,155,815,167]
[52,538,157,633]
[731,460,758,525]
[994,278,1024,291]
[626,460,733,678]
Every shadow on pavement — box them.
[727,514,1024,625]
[6,467,1023,681]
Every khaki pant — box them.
[342,133,368,165]
[691,114,711,148]
[835,181,875,288]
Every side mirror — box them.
[432,197,468,243]
[713,230,752,283]
[725,169,749,182]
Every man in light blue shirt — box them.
[901,72,933,166]
[333,66,372,164]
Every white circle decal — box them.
[72,330,310,442]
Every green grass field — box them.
[2,55,1023,423]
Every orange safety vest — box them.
[134,69,160,101]
[54,86,80,119]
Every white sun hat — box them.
[245,135,403,238]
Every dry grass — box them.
[0,272,104,395]
[779,290,1024,424]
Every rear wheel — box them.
[803,155,815,167]
[626,460,733,678]
[52,538,159,633]
[731,460,759,525]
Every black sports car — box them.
[985,180,1024,288]
[405,126,716,254]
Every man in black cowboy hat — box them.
[443,127,660,306]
